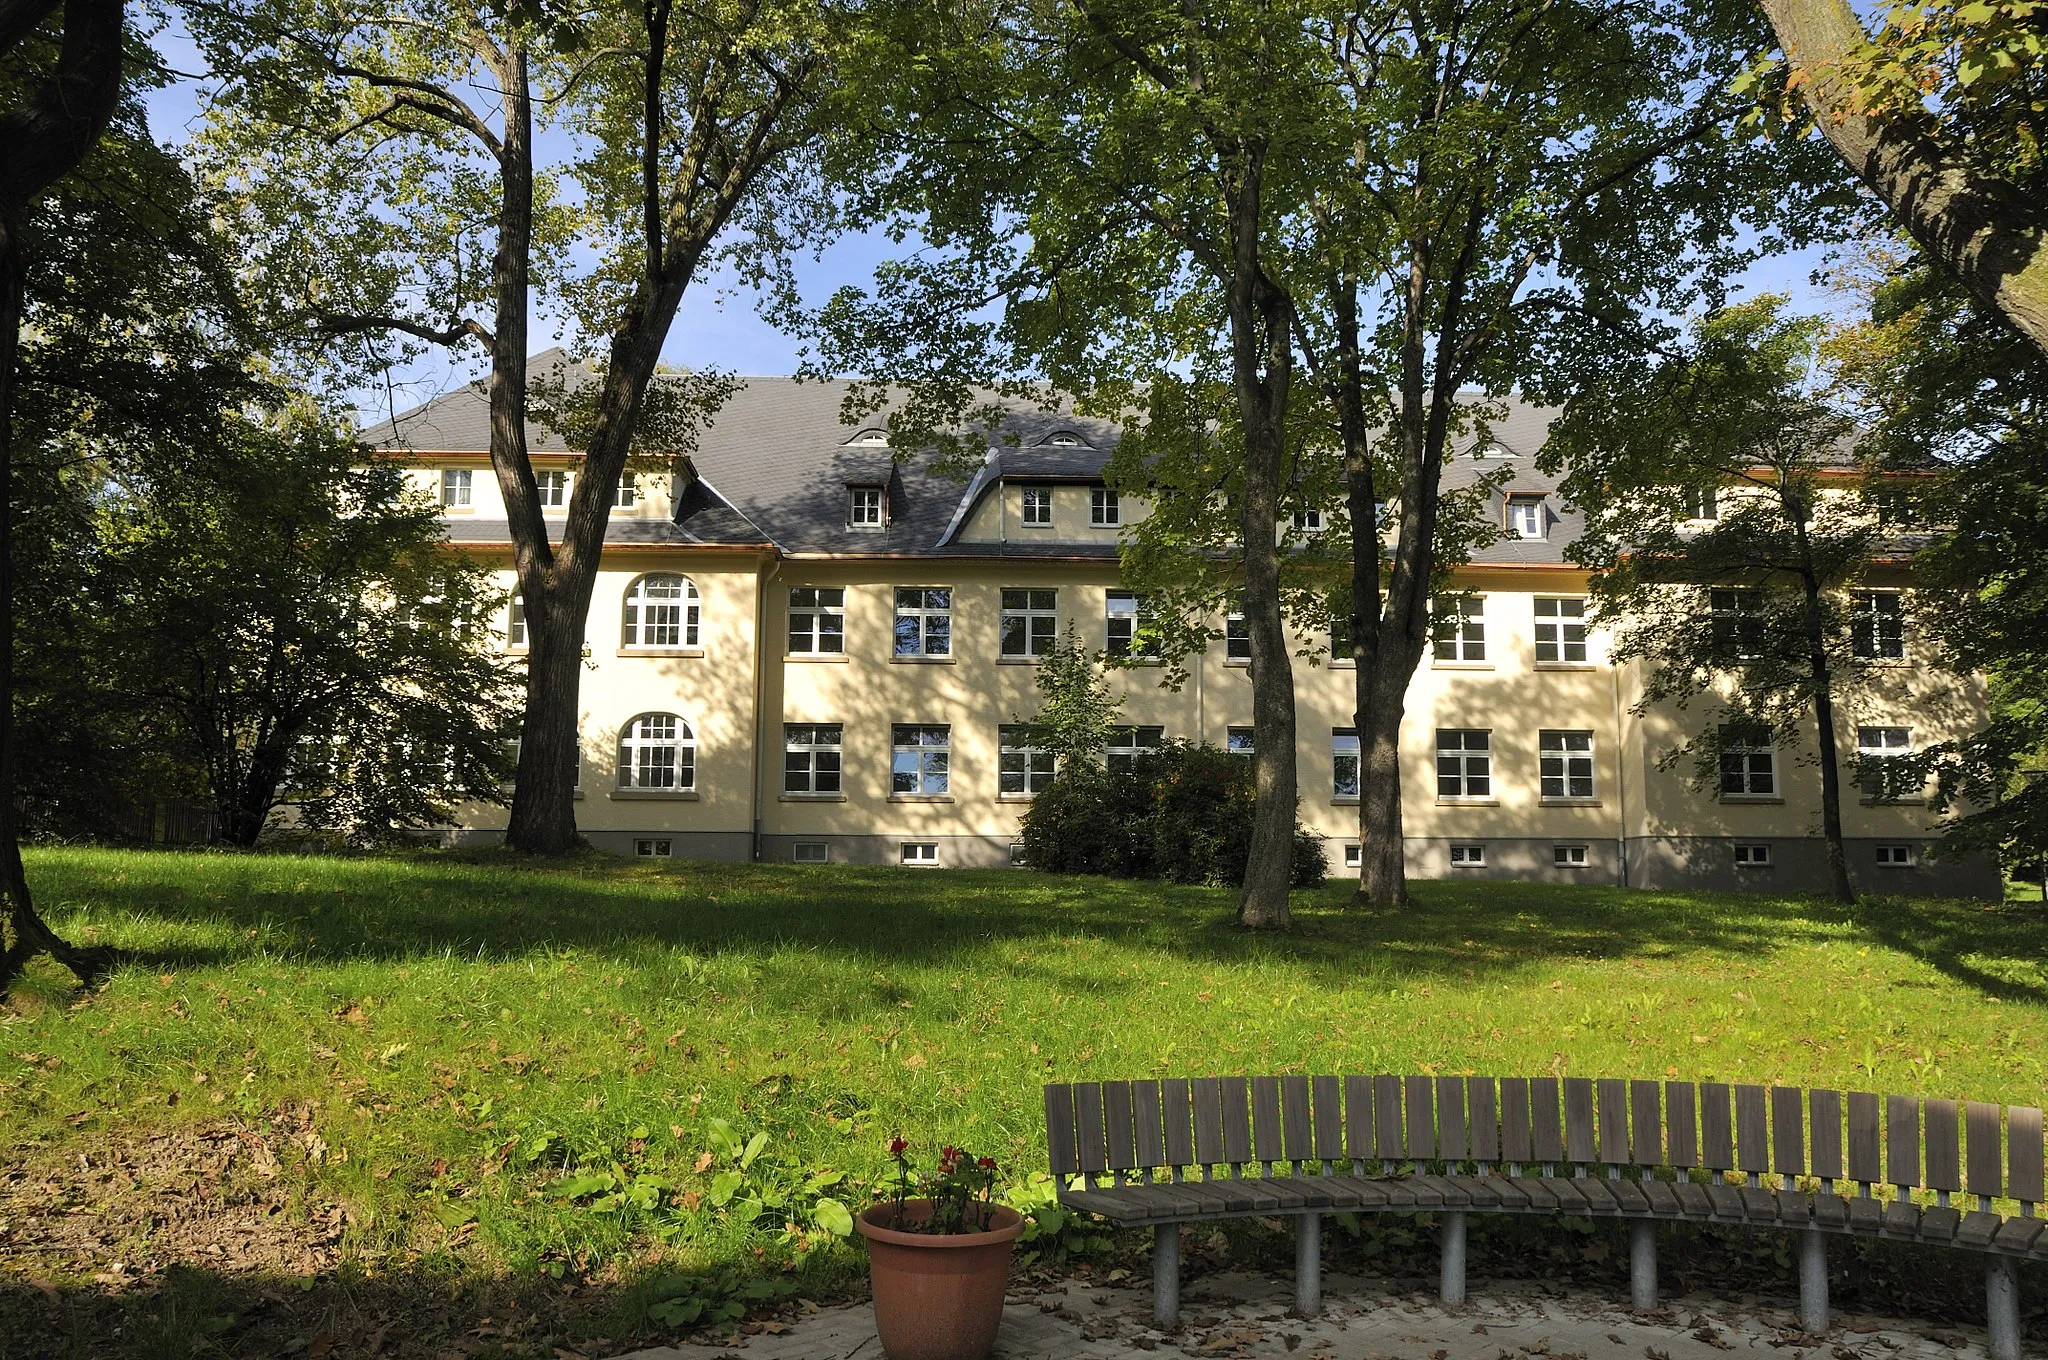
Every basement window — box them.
[1449,844,1485,867]
[1734,843,1772,868]
[635,838,672,858]
[793,841,827,864]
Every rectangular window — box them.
[440,469,472,507]
[615,476,639,508]
[1554,844,1589,868]
[507,595,526,649]
[1539,730,1596,800]
[900,842,940,866]
[1333,728,1361,799]
[999,725,1055,796]
[999,588,1058,659]
[1343,843,1362,869]
[1506,495,1545,539]
[793,841,828,864]
[1685,485,1719,521]
[788,587,846,655]
[1450,844,1486,866]
[848,485,885,528]
[1432,594,1486,662]
[1719,724,1776,797]
[1226,727,1255,755]
[635,838,672,858]
[1225,607,1250,663]
[1857,726,1914,800]
[1534,597,1588,664]
[1734,843,1772,867]
[1292,509,1325,532]
[1436,729,1493,799]
[1709,588,1766,660]
[1876,843,1916,867]
[1090,488,1120,526]
[1106,590,1157,659]
[536,469,569,507]
[1020,486,1053,526]
[891,724,950,796]
[783,723,844,796]
[1008,842,1028,866]
[893,587,952,658]
[1851,591,1906,661]
[1105,724,1164,775]
[1330,613,1354,665]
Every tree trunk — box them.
[505,590,587,854]
[1796,565,1855,905]
[1758,0,2048,358]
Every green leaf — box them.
[707,1170,743,1207]
[740,1131,769,1169]
[812,1196,854,1237]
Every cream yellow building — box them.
[366,368,1997,897]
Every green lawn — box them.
[4,847,2047,1337]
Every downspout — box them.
[1610,655,1629,889]
[751,552,783,861]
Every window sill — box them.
[610,789,700,801]
[1109,657,1166,667]
[785,653,849,663]
[1437,798,1501,807]
[1329,660,1356,669]
[1431,661,1494,671]
[1534,663,1599,672]
[891,655,957,665]
[1223,658,1251,668]
[1719,795,1784,805]
[998,656,1044,665]
[1539,797,1604,808]
[500,786,586,801]
[779,793,847,803]
[618,648,704,659]
[889,794,955,803]
[441,505,476,515]
[995,794,1039,804]
[1332,796,1360,806]
[1017,522,1054,530]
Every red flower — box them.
[889,1136,908,1157]
[977,1156,998,1171]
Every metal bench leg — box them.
[1294,1212,1321,1317]
[1153,1223,1180,1330]
[1439,1210,1467,1305]
[1798,1226,1828,1335]
[1629,1220,1657,1310]
[1987,1256,2020,1360]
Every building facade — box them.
[368,364,1998,897]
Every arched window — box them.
[619,714,695,790]
[623,574,700,649]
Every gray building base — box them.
[757,833,1019,868]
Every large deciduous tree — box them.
[194,0,874,854]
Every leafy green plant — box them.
[700,1116,856,1244]
[638,1268,797,1330]
[1003,1174,1113,1264]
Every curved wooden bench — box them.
[1043,1076,2045,1359]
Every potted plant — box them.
[856,1137,1024,1360]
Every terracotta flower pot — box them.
[857,1198,1024,1360]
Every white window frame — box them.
[1436,729,1493,800]
[1106,590,1157,660]
[1539,730,1596,801]
[1710,588,1767,660]
[1553,844,1589,868]
[783,723,844,796]
[536,469,569,509]
[619,714,695,791]
[1007,842,1028,866]
[623,574,701,650]
[893,587,952,658]
[1332,728,1360,800]
[1226,727,1255,755]
[999,588,1058,660]
[1533,597,1588,664]
[793,841,828,864]
[998,725,1055,797]
[1734,843,1772,867]
[1342,842,1362,869]
[1875,843,1917,867]
[900,841,940,867]
[1224,607,1250,663]
[440,469,473,507]
[506,594,527,650]
[891,724,950,796]
[1718,724,1777,799]
[1105,724,1163,775]
[1292,508,1325,533]
[1020,486,1053,526]
[1432,594,1486,663]
[848,485,885,529]
[1506,495,1545,539]
[1857,726,1915,801]
[1090,488,1121,526]
[1851,591,1906,661]
[787,587,846,655]
[1685,485,1719,521]
[1449,844,1486,867]
[614,476,639,509]
[635,838,672,858]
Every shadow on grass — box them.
[23,845,2048,1002]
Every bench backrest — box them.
[1043,1075,2045,1216]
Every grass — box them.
[3,847,2048,1345]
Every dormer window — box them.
[1506,494,1545,539]
[1684,485,1719,521]
[1021,486,1052,526]
[848,485,885,529]
[1041,430,1087,447]
[615,476,638,509]
[848,428,890,447]
[536,469,569,509]
[440,469,472,508]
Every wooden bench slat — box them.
[1311,1075,1345,1162]
[1046,1084,1079,1176]
[1735,1084,1769,1174]
[1161,1078,1194,1168]
[1531,1077,1564,1164]
[1630,1080,1662,1166]
[1810,1089,1844,1181]
[1406,1074,1437,1161]
[1597,1078,1629,1165]
[1926,1098,1962,1193]
[1500,1077,1533,1164]
[1700,1083,1734,1171]
[1438,1076,1469,1161]
[1220,1076,1253,1165]
[2009,1106,2045,1204]
[1771,1086,1805,1177]
[1888,1094,1922,1189]
[1469,1077,1500,1162]
[1373,1075,1404,1162]
[1133,1080,1166,1170]
[1667,1082,1700,1169]
[1251,1076,1283,1163]
[1192,1076,1225,1166]
[1343,1075,1373,1161]
[1282,1075,1313,1163]
[1104,1080,1137,1171]
[1966,1102,2002,1200]
[1076,1083,1108,1175]
[1564,1077,1596,1165]
[1848,1091,1882,1184]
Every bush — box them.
[1020,741,1327,888]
